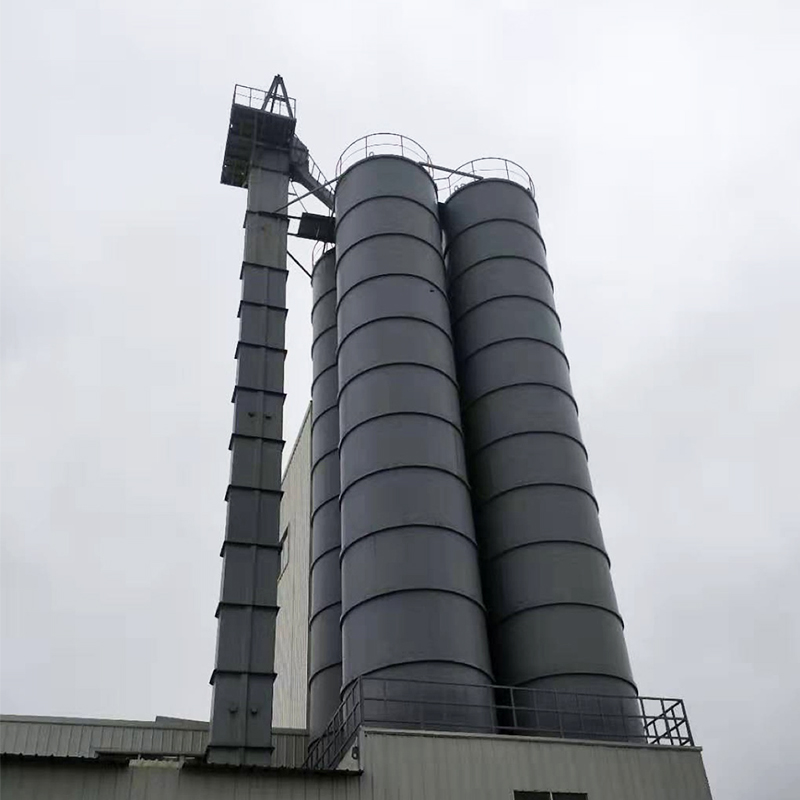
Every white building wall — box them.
[272,405,312,729]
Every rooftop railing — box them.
[305,676,695,770]
[232,83,296,118]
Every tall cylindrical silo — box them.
[308,247,343,743]
[335,154,494,729]
[442,176,638,737]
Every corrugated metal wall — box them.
[1,728,713,800]
[0,761,359,800]
[273,408,312,730]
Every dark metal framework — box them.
[305,677,695,770]
[221,83,298,187]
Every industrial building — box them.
[0,77,714,799]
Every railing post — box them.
[510,687,518,732]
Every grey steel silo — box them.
[335,152,494,729]
[442,174,638,737]
[308,247,343,742]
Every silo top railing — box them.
[336,133,433,177]
[435,157,536,200]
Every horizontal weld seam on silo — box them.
[335,233,446,269]
[311,320,338,347]
[461,382,579,415]
[338,464,473,503]
[340,587,488,623]
[483,539,611,567]
[490,601,625,628]
[309,544,343,571]
[446,176,539,211]
[343,658,495,688]
[339,524,479,562]
[334,194,439,231]
[443,217,547,256]
[468,430,589,460]
[338,361,461,399]
[308,661,342,692]
[338,412,466,448]
[452,294,561,329]
[336,316,454,356]
[308,598,343,625]
[310,362,337,391]
[308,661,345,685]
[310,405,338,429]
[310,494,339,524]
[459,337,570,369]
[311,481,339,504]
[311,341,336,363]
[311,494,338,514]
[447,255,553,291]
[310,287,336,317]
[336,153,438,188]
[310,401,338,423]
[310,445,339,469]
[477,482,599,512]
[336,272,450,311]
[518,672,638,694]
[312,498,339,518]
[310,447,339,469]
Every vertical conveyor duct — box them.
[209,78,299,765]
[208,149,291,765]
[308,248,343,742]
[442,176,638,739]
[335,153,494,730]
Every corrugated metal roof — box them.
[0,715,307,768]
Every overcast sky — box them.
[2,1,799,797]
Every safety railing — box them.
[233,84,296,118]
[336,132,433,177]
[435,157,536,199]
[304,676,695,770]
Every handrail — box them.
[304,676,695,770]
[336,132,433,177]
[435,157,536,200]
[232,83,296,117]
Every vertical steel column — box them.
[442,178,638,739]
[308,248,343,742]
[208,148,290,765]
[335,155,494,731]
